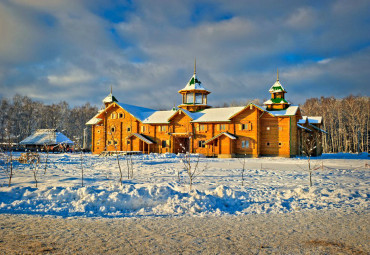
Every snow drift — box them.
[0,184,368,217]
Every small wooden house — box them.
[19,129,74,152]
[87,66,324,157]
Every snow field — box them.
[0,152,369,217]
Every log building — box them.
[87,66,325,157]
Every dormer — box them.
[263,70,290,110]
[178,59,211,112]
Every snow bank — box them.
[0,184,368,218]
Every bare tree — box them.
[43,144,51,175]
[238,155,247,186]
[28,151,41,188]
[126,153,134,179]
[108,126,124,185]
[177,136,208,190]
[2,128,15,187]
[73,137,84,187]
[301,132,320,187]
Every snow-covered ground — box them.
[0,152,369,218]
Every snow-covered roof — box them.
[179,74,209,92]
[264,106,299,116]
[269,80,286,93]
[297,124,312,132]
[86,111,103,125]
[117,102,156,122]
[127,133,155,144]
[142,109,177,124]
[298,116,322,124]
[307,116,322,124]
[309,124,327,133]
[191,106,245,123]
[103,93,118,104]
[20,129,74,145]
[263,98,290,105]
[86,117,102,125]
[205,132,237,144]
[298,116,307,124]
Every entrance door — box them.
[174,137,189,154]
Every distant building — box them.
[86,64,325,157]
[19,129,74,151]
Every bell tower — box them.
[263,69,290,110]
[178,59,211,112]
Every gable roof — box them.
[205,132,237,144]
[142,109,177,124]
[117,102,156,121]
[191,106,245,123]
[127,133,155,144]
[86,111,104,125]
[20,129,74,145]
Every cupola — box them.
[263,69,290,110]
[102,86,118,108]
[178,59,211,112]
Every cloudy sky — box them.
[0,0,369,109]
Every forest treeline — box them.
[300,95,369,153]
[0,94,98,146]
[0,94,369,153]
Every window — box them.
[127,127,131,132]
[111,113,116,119]
[107,140,113,145]
[279,142,282,147]
[198,140,205,148]
[266,127,270,131]
[242,140,249,148]
[186,93,194,103]
[240,124,248,130]
[195,93,202,104]
[219,124,227,130]
[162,140,167,148]
[111,126,115,133]
[119,113,124,118]
[97,141,100,145]
[158,125,167,132]
[266,142,270,146]
[141,126,146,132]
[97,130,100,133]
[127,140,130,145]
[198,124,206,132]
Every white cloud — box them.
[47,69,95,86]
[0,0,369,108]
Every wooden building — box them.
[87,67,325,157]
[19,129,74,152]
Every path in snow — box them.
[0,209,368,254]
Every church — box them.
[86,63,324,157]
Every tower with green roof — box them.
[263,70,290,110]
[178,59,211,112]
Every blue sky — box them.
[0,0,369,109]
